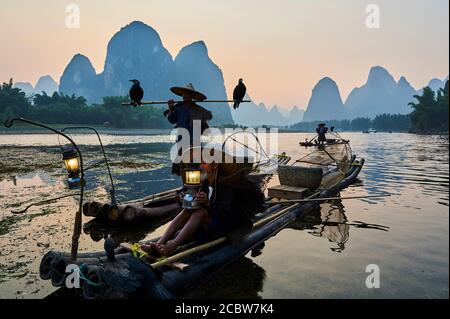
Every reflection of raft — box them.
[39,156,364,299]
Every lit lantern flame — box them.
[62,146,80,175]
[185,170,201,185]
[64,157,79,172]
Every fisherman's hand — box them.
[194,191,208,204]
[168,99,175,110]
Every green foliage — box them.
[372,114,411,131]
[34,91,87,108]
[0,80,170,129]
[288,115,411,132]
[0,79,30,123]
[350,118,372,131]
[409,81,449,132]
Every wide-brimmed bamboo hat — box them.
[170,83,207,101]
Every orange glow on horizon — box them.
[0,0,448,109]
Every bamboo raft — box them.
[40,156,365,299]
[81,154,291,224]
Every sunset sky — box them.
[0,0,448,109]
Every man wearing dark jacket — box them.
[166,83,212,144]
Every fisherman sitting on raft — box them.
[142,152,265,257]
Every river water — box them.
[0,131,448,299]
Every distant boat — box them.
[363,128,377,133]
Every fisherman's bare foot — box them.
[141,242,160,254]
[159,241,177,256]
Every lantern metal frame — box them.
[61,126,117,206]
[4,117,85,260]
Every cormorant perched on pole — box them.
[129,79,144,106]
[233,78,246,109]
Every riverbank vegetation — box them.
[409,81,449,133]
[0,79,170,129]
[1,78,448,132]
[287,114,411,132]
[288,80,448,133]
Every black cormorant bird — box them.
[129,79,144,106]
[97,237,173,298]
[233,78,246,109]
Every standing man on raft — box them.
[165,83,212,145]
[164,83,212,174]
[316,123,329,145]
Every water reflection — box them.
[83,213,175,244]
[185,257,266,299]
[290,201,389,253]
[0,132,448,299]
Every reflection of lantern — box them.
[182,168,205,210]
[62,146,81,188]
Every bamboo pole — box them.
[150,191,386,268]
[121,100,251,106]
[269,194,391,205]
[151,238,227,268]
[150,190,321,269]
[123,187,181,205]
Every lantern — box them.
[182,168,206,210]
[62,145,81,188]
[185,169,201,185]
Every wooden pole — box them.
[268,194,391,205]
[150,191,321,269]
[121,100,251,106]
[150,192,386,268]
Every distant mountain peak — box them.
[173,39,232,124]
[303,76,347,122]
[367,65,396,86]
[345,66,417,118]
[318,76,335,84]
[69,53,96,70]
[189,40,207,51]
[13,81,34,95]
[118,20,161,41]
[176,40,209,59]
[398,76,408,84]
[35,75,58,94]
[397,76,414,90]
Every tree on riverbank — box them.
[0,79,30,123]
[409,81,449,133]
[372,113,411,132]
[0,79,170,129]
[287,115,410,132]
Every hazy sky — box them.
[0,0,448,108]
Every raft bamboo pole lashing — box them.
[121,100,251,106]
[123,187,181,205]
[150,190,321,268]
[150,161,366,268]
[269,194,391,205]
